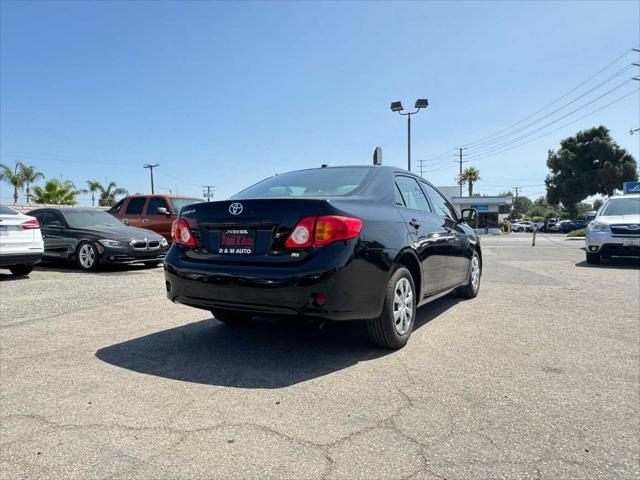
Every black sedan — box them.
[164,165,481,348]
[27,208,169,271]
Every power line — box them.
[467,87,639,162]
[143,163,159,194]
[466,63,634,152]
[464,47,637,148]
[202,185,215,202]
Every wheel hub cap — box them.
[471,256,480,291]
[393,278,413,335]
[79,245,95,268]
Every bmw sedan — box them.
[28,208,169,271]
[164,165,481,348]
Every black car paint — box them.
[164,166,480,321]
[27,208,169,265]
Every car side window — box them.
[395,176,431,212]
[125,198,146,215]
[421,182,458,221]
[108,199,124,214]
[146,197,169,215]
[394,184,406,206]
[43,211,64,227]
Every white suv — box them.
[0,204,44,276]
[585,194,640,264]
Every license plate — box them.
[623,238,640,247]
[219,229,255,255]
[0,226,8,236]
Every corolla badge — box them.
[229,202,244,215]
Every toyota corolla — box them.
[164,165,481,348]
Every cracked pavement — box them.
[1,235,638,479]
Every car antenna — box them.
[373,146,382,166]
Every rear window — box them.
[169,197,201,213]
[599,197,640,216]
[0,205,18,215]
[232,167,370,199]
[125,197,146,215]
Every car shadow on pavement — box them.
[95,296,458,388]
[575,258,640,269]
[0,272,30,282]
[35,260,161,274]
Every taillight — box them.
[19,219,40,230]
[285,216,363,248]
[285,216,315,248]
[171,218,196,247]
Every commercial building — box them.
[438,186,512,231]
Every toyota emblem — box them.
[229,202,243,215]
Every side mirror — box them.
[460,208,478,226]
[156,207,170,216]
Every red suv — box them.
[108,195,202,241]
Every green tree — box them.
[545,126,638,218]
[592,198,604,211]
[32,179,80,205]
[0,163,26,203]
[459,167,481,196]
[85,180,102,207]
[98,181,128,207]
[17,163,44,204]
[501,191,533,219]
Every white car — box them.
[585,194,640,264]
[511,221,532,232]
[0,204,44,276]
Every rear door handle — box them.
[409,219,421,229]
[122,218,128,224]
[142,219,149,224]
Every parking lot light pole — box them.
[390,99,429,172]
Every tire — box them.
[457,250,481,299]
[586,252,601,264]
[8,264,33,277]
[76,241,99,271]
[212,310,252,325]
[368,266,416,349]
[517,228,524,232]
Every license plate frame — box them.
[622,238,640,247]
[218,229,255,255]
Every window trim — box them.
[418,179,459,222]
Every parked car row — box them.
[510,218,589,233]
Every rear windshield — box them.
[63,210,124,228]
[169,198,201,213]
[0,205,18,215]
[232,168,370,199]
[599,197,640,216]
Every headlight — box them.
[588,222,608,233]
[99,239,127,248]
[161,237,168,247]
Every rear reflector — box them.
[19,219,40,230]
[286,215,363,248]
[171,218,196,247]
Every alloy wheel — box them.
[79,244,96,269]
[471,255,480,291]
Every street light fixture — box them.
[390,98,429,171]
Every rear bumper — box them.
[0,252,43,267]
[164,243,393,321]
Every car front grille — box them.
[131,239,162,250]
[611,225,640,236]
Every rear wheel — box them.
[368,266,416,349]
[457,251,481,298]
[8,264,33,277]
[586,252,601,264]
[76,241,99,271]
[212,310,252,325]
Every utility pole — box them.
[458,147,467,197]
[513,187,520,219]
[416,160,427,177]
[202,185,215,202]
[143,163,159,194]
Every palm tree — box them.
[17,162,44,204]
[460,167,481,197]
[98,181,128,207]
[0,163,26,204]
[86,180,102,207]
[32,179,80,205]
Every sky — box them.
[1,0,639,205]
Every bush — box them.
[566,228,586,238]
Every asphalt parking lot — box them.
[1,234,638,480]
